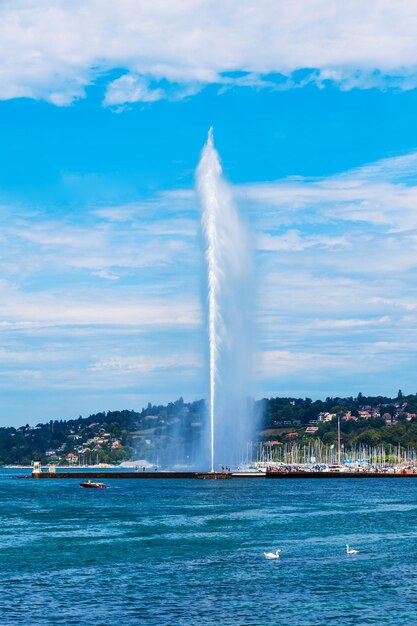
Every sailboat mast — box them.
[338,416,341,465]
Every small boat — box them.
[80,480,107,489]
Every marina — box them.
[265,470,417,478]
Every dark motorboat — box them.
[80,480,107,489]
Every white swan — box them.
[346,544,358,555]
[264,549,281,559]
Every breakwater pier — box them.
[20,468,417,480]
[27,470,234,480]
[19,461,417,479]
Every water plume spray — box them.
[197,129,253,471]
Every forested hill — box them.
[2,391,417,465]
[0,398,205,466]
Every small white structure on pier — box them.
[32,460,42,475]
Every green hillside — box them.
[2,391,417,465]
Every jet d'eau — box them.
[197,129,255,471]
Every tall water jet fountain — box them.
[197,129,253,471]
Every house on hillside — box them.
[382,413,396,425]
[318,413,334,422]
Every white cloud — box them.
[256,342,411,383]
[314,316,391,329]
[257,230,350,252]
[239,153,417,233]
[103,74,164,107]
[91,353,202,374]
[2,1,417,104]
[5,216,196,277]
[0,283,200,328]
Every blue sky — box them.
[2,2,417,424]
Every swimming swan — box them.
[264,549,281,559]
[346,544,358,555]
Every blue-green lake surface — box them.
[2,472,417,625]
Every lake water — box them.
[2,471,417,625]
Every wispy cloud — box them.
[314,317,391,329]
[256,342,411,381]
[103,74,165,108]
[257,231,350,252]
[3,212,197,282]
[2,149,417,416]
[91,353,202,374]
